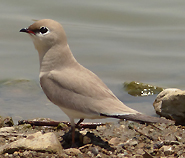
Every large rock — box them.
[153,88,185,125]
[0,131,62,154]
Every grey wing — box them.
[40,66,138,115]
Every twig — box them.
[18,120,68,126]
[18,120,105,129]
[133,126,156,141]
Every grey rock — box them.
[0,127,14,133]
[0,131,62,154]
[153,88,185,124]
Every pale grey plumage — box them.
[20,19,174,145]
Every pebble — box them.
[22,150,30,156]
[4,153,9,157]
[79,129,88,135]
[87,151,93,157]
[135,155,143,158]
[91,147,99,156]
[117,153,126,157]
[108,137,120,146]
[124,138,138,146]
[96,125,106,131]
[162,145,174,156]
[13,151,19,156]
[83,135,91,144]
[96,153,102,158]
[64,148,82,156]
[9,137,16,142]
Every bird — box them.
[20,19,174,147]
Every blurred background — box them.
[1,0,185,124]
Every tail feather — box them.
[100,113,174,124]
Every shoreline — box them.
[0,117,184,157]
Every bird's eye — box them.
[39,27,49,34]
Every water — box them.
[1,0,185,124]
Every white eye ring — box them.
[39,26,50,34]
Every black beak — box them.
[19,28,29,33]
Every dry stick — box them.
[133,126,156,141]
[149,124,162,131]
[18,120,67,126]
[18,120,105,129]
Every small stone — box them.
[16,124,32,131]
[108,151,112,155]
[148,129,154,133]
[87,151,93,157]
[175,135,182,142]
[177,150,184,156]
[91,147,99,156]
[135,149,144,155]
[162,145,174,156]
[13,151,19,156]
[137,143,145,148]
[124,138,138,146]
[9,137,17,142]
[64,148,82,156]
[57,122,68,129]
[5,140,8,143]
[109,137,120,146]
[22,150,30,156]
[96,153,102,158]
[31,151,37,156]
[96,125,106,131]
[120,125,125,129]
[19,152,23,157]
[135,155,143,158]
[80,129,88,135]
[4,153,9,157]
[0,137,5,144]
[8,154,13,158]
[83,135,91,144]
[117,153,126,157]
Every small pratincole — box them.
[20,19,174,146]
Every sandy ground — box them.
[0,117,185,158]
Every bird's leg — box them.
[71,119,84,148]
[71,125,76,147]
[76,118,84,127]
[70,118,77,148]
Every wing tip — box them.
[100,113,175,124]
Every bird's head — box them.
[20,19,67,54]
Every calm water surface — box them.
[1,0,185,124]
